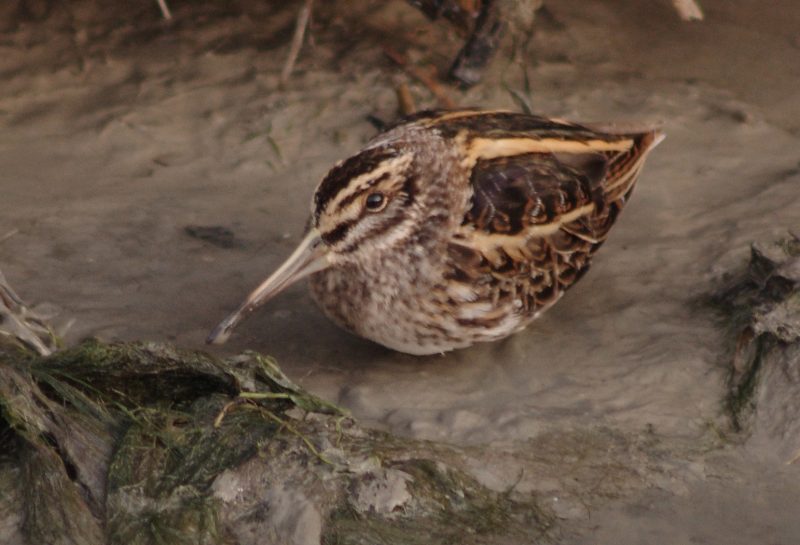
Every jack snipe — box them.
[208,110,663,355]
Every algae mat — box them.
[0,341,552,545]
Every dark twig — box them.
[383,47,456,109]
[449,0,505,87]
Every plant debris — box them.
[281,0,314,85]
[710,234,800,461]
[384,46,457,108]
[184,225,240,249]
[0,341,551,545]
[0,268,57,356]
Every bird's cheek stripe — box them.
[321,220,355,245]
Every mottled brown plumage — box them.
[208,110,663,354]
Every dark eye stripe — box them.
[321,219,356,245]
[336,172,391,211]
[314,147,400,218]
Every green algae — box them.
[0,340,551,545]
[323,457,552,545]
[709,235,800,431]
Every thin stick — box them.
[0,229,18,245]
[396,82,417,116]
[384,47,457,109]
[214,399,245,428]
[156,0,172,20]
[672,0,703,21]
[281,0,314,85]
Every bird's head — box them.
[207,132,465,344]
[313,144,422,262]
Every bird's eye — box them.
[365,192,387,212]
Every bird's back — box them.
[425,111,663,342]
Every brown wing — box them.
[464,152,606,235]
[445,117,660,316]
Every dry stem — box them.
[0,229,18,245]
[671,0,703,21]
[383,47,457,109]
[155,0,172,20]
[0,268,56,356]
[396,82,417,116]
[281,0,314,85]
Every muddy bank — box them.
[2,0,800,543]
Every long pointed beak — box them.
[206,229,330,345]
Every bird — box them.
[207,109,663,355]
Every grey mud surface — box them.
[2,1,800,543]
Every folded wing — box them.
[445,115,661,317]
